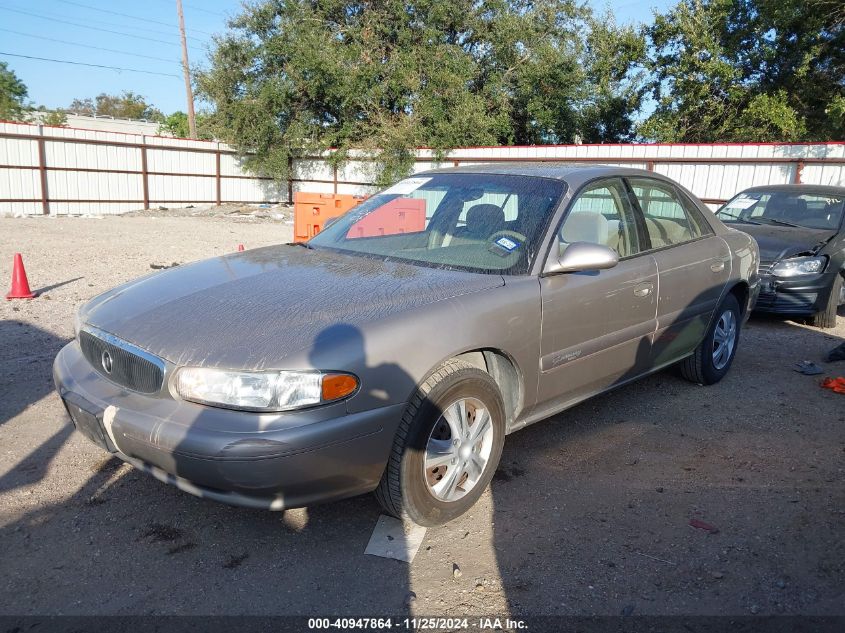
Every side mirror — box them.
[544,242,620,275]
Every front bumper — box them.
[53,341,404,510]
[754,271,838,316]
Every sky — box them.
[1,0,676,117]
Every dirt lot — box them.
[1,215,843,619]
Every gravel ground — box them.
[0,215,843,618]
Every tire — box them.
[810,274,842,329]
[680,293,741,385]
[374,359,506,527]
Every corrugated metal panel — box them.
[0,167,40,200]
[147,174,215,204]
[2,120,845,217]
[0,137,38,166]
[803,164,845,187]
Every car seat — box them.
[559,212,609,255]
[450,204,506,245]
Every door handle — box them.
[710,260,726,273]
[633,282,653,298]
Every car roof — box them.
[739,183,845,196]
[417,162,660,186]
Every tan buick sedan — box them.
[55,164,759,525]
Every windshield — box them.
[307,173,567,274]
[717,190,844,230]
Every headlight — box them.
[771,256,826,277]
[174,368,358,412]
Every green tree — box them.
[197,0,645,184]
[158,111,214,140]
[0,61,30,122]
[41,110,68,127]
[641,0,844,142]
[68,91,164,121]
[580,11,648,142]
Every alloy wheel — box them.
[423,397,495,502]
[712,309,737,370]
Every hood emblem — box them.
[101,350,113,374]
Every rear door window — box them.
[627,178,710,249]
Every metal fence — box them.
[2,119,844,216]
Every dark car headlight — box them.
[174,368,358,411]
[771,256,826,277]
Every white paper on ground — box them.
[364,514,427,563]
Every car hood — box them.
[731,223,836,262]
[81,245,504,369]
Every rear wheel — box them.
[680,294,741,385]
[810,274,842,329]
[375,359,505,527]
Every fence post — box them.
[140,135,150,210]
[215,145,222,206]
[794,160,804,184]
[287,156,293,204]
[647,160,655,172]
[333,164,338,195]
[37,125,49,215]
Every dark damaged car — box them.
[54,164,758,526]
[716,184,845,328]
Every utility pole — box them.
[176,0,197,138]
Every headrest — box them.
[465,204,505,233]
[560,212,609,245]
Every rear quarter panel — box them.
[721,227,761,312]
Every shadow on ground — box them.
[0,317,843,616]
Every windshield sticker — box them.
[489,236,522,257]
[381,177,432,196]
[726,196,759,210]
[495,236,520,251]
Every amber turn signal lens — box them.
[321,373,358,401]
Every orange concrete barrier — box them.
[293,192,367,242]
[346,198,425,238]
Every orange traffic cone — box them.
[237,244,245,252]
[6,253,36,300]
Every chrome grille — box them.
[79,329,164,394]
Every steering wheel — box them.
[487,230,528,251]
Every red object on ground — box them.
[821,377,845,394]
[689,518,719,533]
[6,253,36,300]
[237,244,245,252]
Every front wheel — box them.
[680,294,741,385]
[810,274,842,329]
[375,359,505,527]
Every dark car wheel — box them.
[680,294,741,385]
[810,274,842,329]
[375,359,505,527]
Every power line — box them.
[0,6,205,45]
[0,28,180,64]
[184,2,226,17]
[2,0,198,41]
[152,0,227,17]
[0,51,182,78]
[51,0,214,36]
